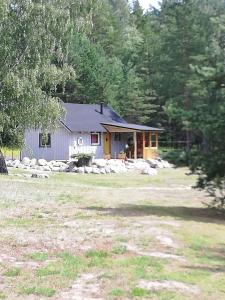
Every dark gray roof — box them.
[100,121,163,132]
[60,103,126,132]
[60,103,163,132]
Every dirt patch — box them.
[55,273,104,300]
[138,279,200,295]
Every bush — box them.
[70,153,94,167]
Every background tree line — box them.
[0,0,224,206]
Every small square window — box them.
[39,133,51,148]
[91,132,101,146]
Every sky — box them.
[139,0,161,10]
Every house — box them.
[22,103,163,160]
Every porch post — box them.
[142,132,145,159]
[133,131,137,159]
[149,132,152,148]
[156,132,159,148]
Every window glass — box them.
[91,133,100,145]
[39,133,51,147]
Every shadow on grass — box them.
[83,204,225,224]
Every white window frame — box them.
[91,132,101,146]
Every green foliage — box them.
[21,286,55,297]
[3,267,20,277]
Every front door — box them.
[103,132,111,156]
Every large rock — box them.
[92,167,100,174]
[99,168,106,174]
[6,160,13,167]
[38,159,47,166]
[141,167,158,176]
[71,166,78,173]
[84,166,92,174]
[22,157,30,166]
[12,159,20,168]
[51,167,61,172]
[105,166,111,173]
[30,158,37,167]
[134,161,150,171]
[93,159,107,168]
[43,166,51,172]
[110,166,120,173]
[78,167,85,174]
[147,159,158,168]
[31,173,49,179]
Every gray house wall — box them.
[69,132,104,159]
[22,126,71,160]
[23,127,129,161]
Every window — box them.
[39,133,51,148]
[91,132,101,146]
[114,133,121,141]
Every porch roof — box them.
[100,122,164,133]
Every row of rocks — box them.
[6,157,173,176]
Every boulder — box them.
[147,159,158,168]
[78,167,85,174]
[99,168,106,174]
[31,173,49,179]
[134,161,149,171]
[84,166,92,174]
[6,160,13,167]
[105,166,111,173]
[12,160,20,168]
[38,159,47,166]
[92,167,100,174]
[30,158,37,167]
[156,161,164,168]
[141,167,158,176]
[71,166,78,173]
[110,166,120,173]
[93,159,107,168]
[22,157,31,166]
[43,166,51,172]
[51,167,61,172]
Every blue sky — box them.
[139,0,161,10]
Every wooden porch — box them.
[101,122,162,160]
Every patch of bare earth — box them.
[138,279,200,295]
[54,273,104,300]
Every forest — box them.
[0,0,225,206]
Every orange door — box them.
[103,133,111,156]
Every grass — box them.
[0,167,225,299]
[3,267,21,277]
[21,286,55,297]
[29,252,49,261]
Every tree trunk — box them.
[0,149,8,175]
[184,88,192,151]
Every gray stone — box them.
[93,159,107,168]
[92,167,100,174]
[51,167,61,172]
[99,168,106,174]
[141,167,157,176]
[22,157,30,165]
[78,167,85,174]
[12,159,20,168]
[38,159,47,166]
[43,166,51,171]
[105,166,111,173]
[30,158,37,166]
[84,166,92,174]
[31,173,49,179]
[71,166,78,173]
[110,166,120,173]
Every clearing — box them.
[0,168,225,299]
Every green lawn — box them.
[0,167,224,299]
